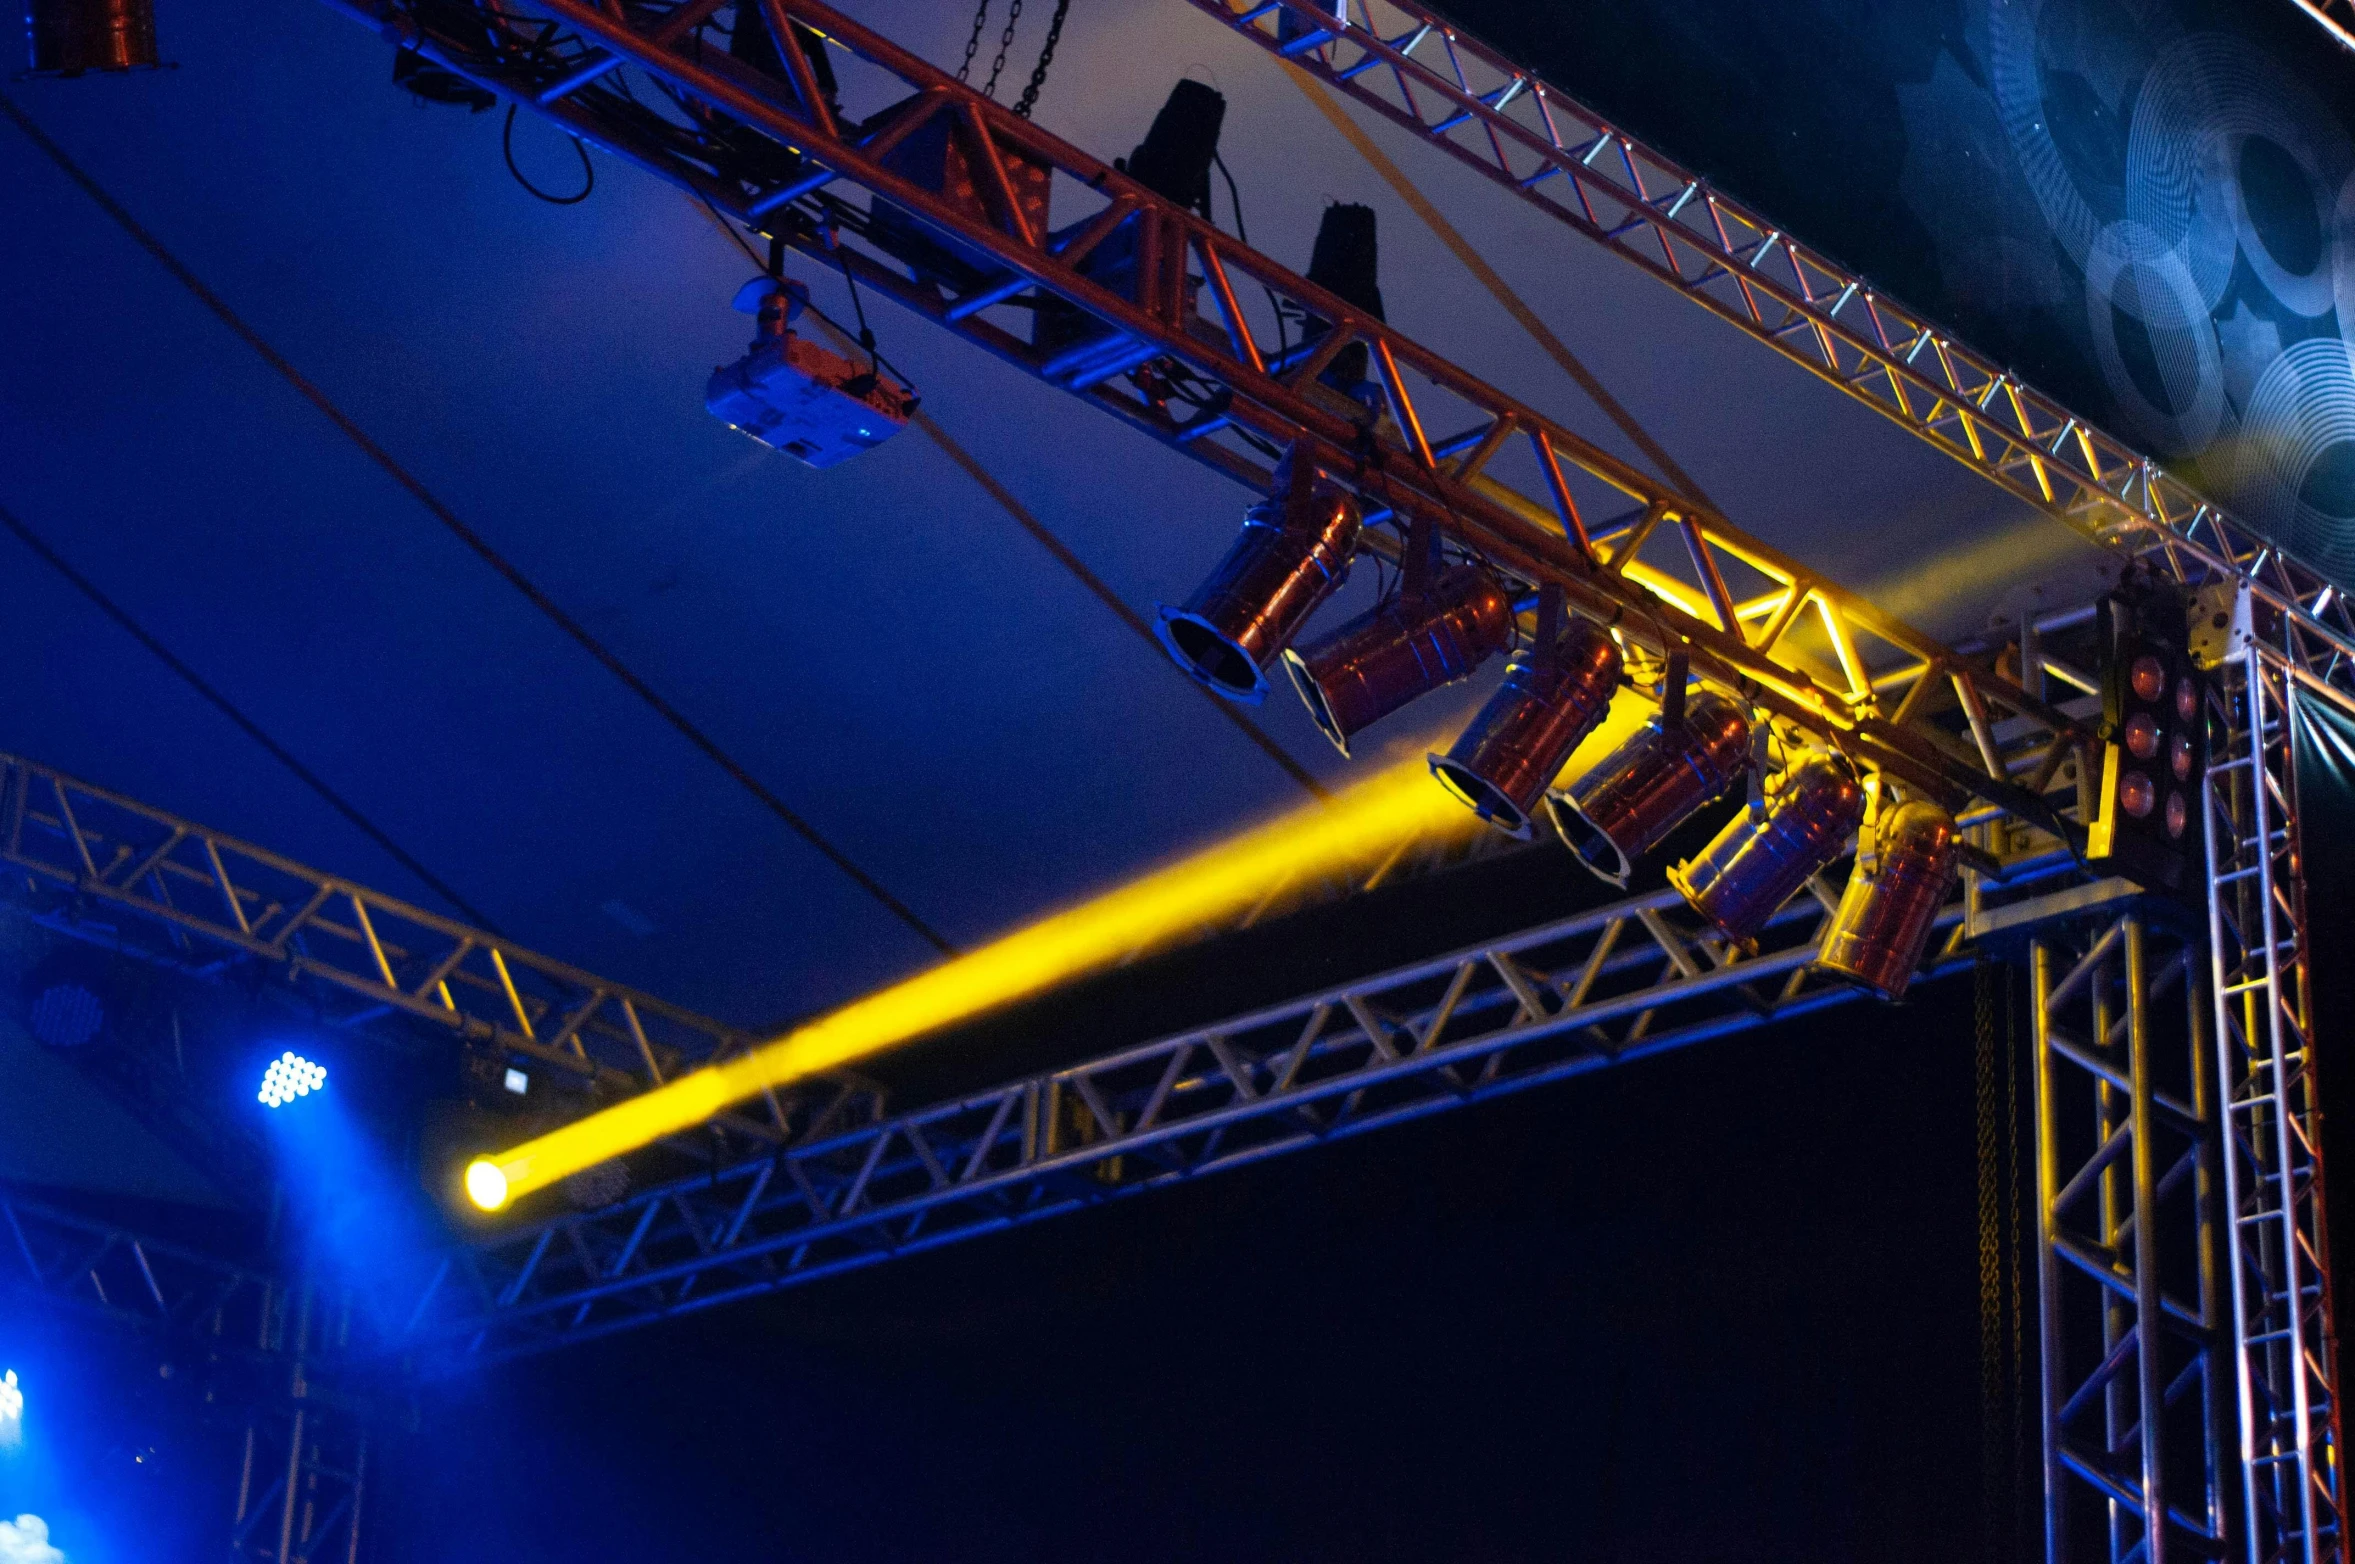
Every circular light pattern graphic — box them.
[258,1051,327,1108]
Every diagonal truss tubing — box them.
[402,869,1994,1360]
[1180,0,2355,700]
[0,1187,276,1344]
[2207,649,2345,1564]
[326,0,2086,830]
[0,753,883,1149]
[2032,916,2226,1563]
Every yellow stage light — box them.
[464,691,1658,1211]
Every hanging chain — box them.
[1012,0,1071,119]
[982,0,1024,99]
[956,0,990,83]
[1975,958,2005,1564]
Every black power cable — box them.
[502,103,594,204]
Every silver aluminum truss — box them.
[400,864,2012,1360]
[0,1192,374,1563]
[1180,0,2355,698]
[0,1188,275,1344]
[0,751,883,1152]
[232,1285,371,1564]
[2031,915,2226,1564]
[2207,648,2345,1564]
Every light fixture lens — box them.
[2175,675,2198,723]
[465,1159,510,1211]
[2130,654,2165,703]
[2171,731,2193,781]
[502,1067,529,1096]
[2121,771,2156,818]
[2124,711,2159,760]
[2166,790,2189,839]
[258,1051,325,1108]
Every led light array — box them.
[258,1051,327,1108]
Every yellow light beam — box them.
[465,695,1657,1210]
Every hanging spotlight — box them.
[257,1051,327,1109]
[25,0,158,74]
[1157,450,1362,703]
[1670,752,1864,947]
[1429,606,1623,838]
[1548,688,1751,886]
[1283,556,1514,756]
[1815,799,1959,1001]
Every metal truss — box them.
[2031,915,2227,1563]
[2289,2,2355,55]
[232,1285,373,1564]
[2206,649,2345,1564]
[1180,0,2355,698]
[327,0,2084,831]
[395,858,2021,1359]
[0,1187,275,1346]
[0,752,883,1151]
[0,1191,374,1560]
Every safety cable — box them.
[0,498,498,931]
[0,90,958,957]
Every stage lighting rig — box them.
[2086,574,2208,891]
[1429,596,1622,838]
[1549,686,1752,886]
[24,0,158,73]
[705,271,916,469]
[1284,525,1514,755]
[1158,446,1363,702]
[1670,751,1865,948]
[1302,202,1385,401]
[1815,797,1958,1001]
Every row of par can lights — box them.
[1153,452,1959,1002]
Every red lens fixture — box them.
[1284,565,1515,755]
[2130,654,2165,703]
[1547,690,1751,886]
[1157,452,1362,704]
[2166,790,2189,839]
[1429,617,1623,838]
[2124,712,2159,760]
[1670,753,1865,948]
[1815,799,1959,1002]
[2121,771,2156,818]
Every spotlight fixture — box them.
[25,0,159,74]
[1303,202,1385,398]
[502,1067,530,1096]
[1815,799,1959,1001]
[1429,606,1623,838]
[706,272,916,469]
[1548,688,1751,886]
[257,1051,327,1109]
[1157,450,1362,703]
[1283,555,1514,756]
[1670,752,1864,947]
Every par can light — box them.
[1157,455,1362,703]
[1283,564,1514,755]
[1815,800,1959,1002]
[1430,616,1622,838]
[26,0,158,73]
[1670,753,1864,948]
[1548,689,1751,886]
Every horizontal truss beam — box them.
[332,0,2084,826]
[0,753,883,1150]
[1180,0,2355,700]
